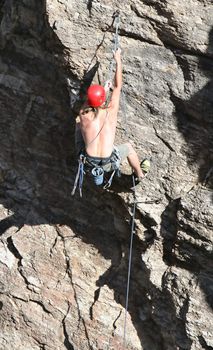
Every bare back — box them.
[79,104,118,157]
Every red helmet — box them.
[87,85,106,108]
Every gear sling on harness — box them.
[71,147,121,197]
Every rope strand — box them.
[123,174,136,347]
[107,11,134,347]
[107,12,120,83]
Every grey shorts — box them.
[95,144,127,172]
[102,143,130,172]
[115,143,129,162]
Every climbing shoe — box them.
[140,158,150,177]
[131,158,151,190]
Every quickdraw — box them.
[71,154,86,197]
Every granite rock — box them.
[0,0,212,349]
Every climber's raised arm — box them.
[110,48,122,109]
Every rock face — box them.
[0,1,212,349]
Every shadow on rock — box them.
[161,198,213,310]
[0,1,164,349]
[0,1,196,349]
[173,28,213,198]
[95,218,192,350]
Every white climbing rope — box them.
[123,174,137,347]
[107,10,120,83]
[106,10,136,347]
[106,10,128,133]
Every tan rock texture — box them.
[0,1,212,349]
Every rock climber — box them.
[75,48,150,185]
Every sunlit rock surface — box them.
[0,1,212,349]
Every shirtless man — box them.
[75,48,149,181]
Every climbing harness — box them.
[71,147,121,196]
[89,147,121,189]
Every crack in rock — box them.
[6,235,22,260]
[87,0,93,17]
[62,304,75,350]
[112,309,122,336]
[55,225,93,350]
[89,287,100,320]
[10,294,28,302]
[198,336,213,350]
[29,299,52,315]
[6,235,42,292]
[10,294,53,315]
[30,334,47,350]
[153,125,176,152]
[49,235,58,257]
[119,28,161,47]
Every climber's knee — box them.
[126,142,135,155]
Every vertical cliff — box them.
[0,1,212,349]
